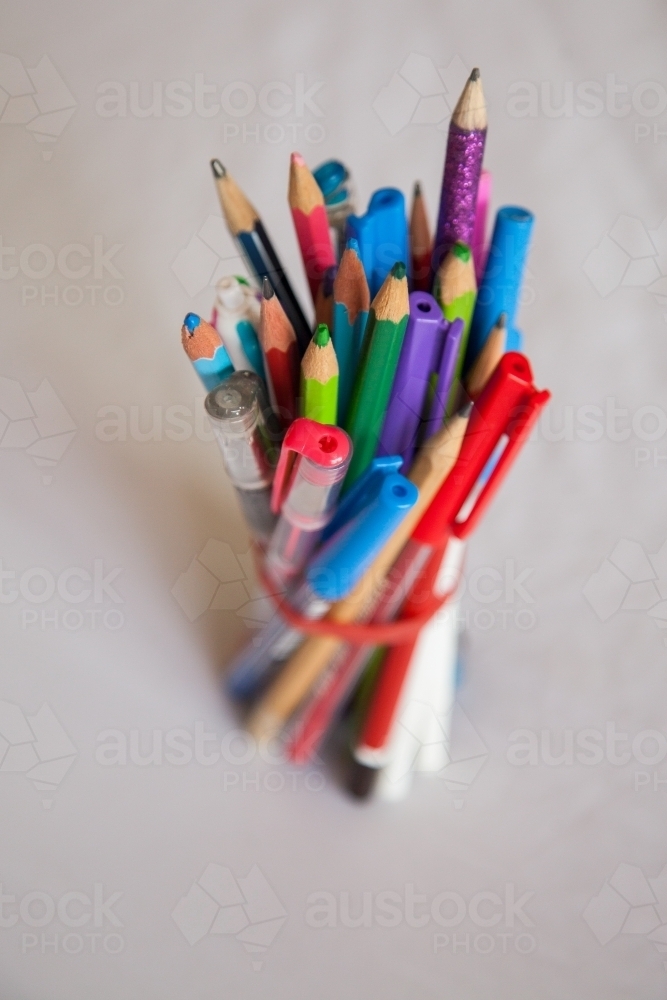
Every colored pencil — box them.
[314,265,336,331]
[301,324,339,425]
[409,182,431,292]
[432,68,487,278]
[259,277,299,426]
[211,159,312,355]
[471,168,492,283]
[344,261,410,488]
[246,408,471,743]
[465,311,506,400]
[332,238,370,423]
[434,241,477,417]
[181,313,233,392]
[288,152,337,306]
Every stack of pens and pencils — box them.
[178,68,551,801]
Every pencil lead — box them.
[413,180,421,197]
[457,398,474,418]
[314,323,330,346]
[497,312,508,328]
[183,312,200,335]
[262,276,275,300]
[290,151,306,167]
[469,67,480,82]
[391,261,407,280]
[346,237,359,254]
[210,159,226,178]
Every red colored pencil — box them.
[288,151,336,306]
[260,277,299,426]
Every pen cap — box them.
[205,371,279,490]
[307,472,418,601]
[412,352,541,546]
[271,418,352,526]
[321,455,404,542]
[467,206,534,365]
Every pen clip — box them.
[453,389,551,540]
[271,418,351,514]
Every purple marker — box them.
[377,291,448,469]
[422,317,464,441]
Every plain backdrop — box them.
[1,1,666,997]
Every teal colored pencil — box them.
[333,238,370,424]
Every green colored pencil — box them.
[300,324,339,425]
[434,241,477,417]
[343,261,409,489]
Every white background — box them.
[1,1,666,996]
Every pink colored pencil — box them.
[471,168,492,283]
[288,151,336,306]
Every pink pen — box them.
[471,169,492,284]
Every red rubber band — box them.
[255,551,457,646]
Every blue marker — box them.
[181,313,234,392]
[465,206,534,368]
[226,463,417,700]
[346,188,408,296]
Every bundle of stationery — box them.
[179,69,550,800]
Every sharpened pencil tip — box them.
[469,67,480,82]
[290,151,306,167]
[452,241,472,263]
[262,276,275,300]
[346,237,359,254]
[210,159,226,178]
[313,323,330,346]
[458,399,474,418]
[497,312,508,328]
[391,261,407,280]
[413,180,421,197]
[183,312,200,334]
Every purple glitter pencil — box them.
[432,68,487,280]
[377,291,448,470]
